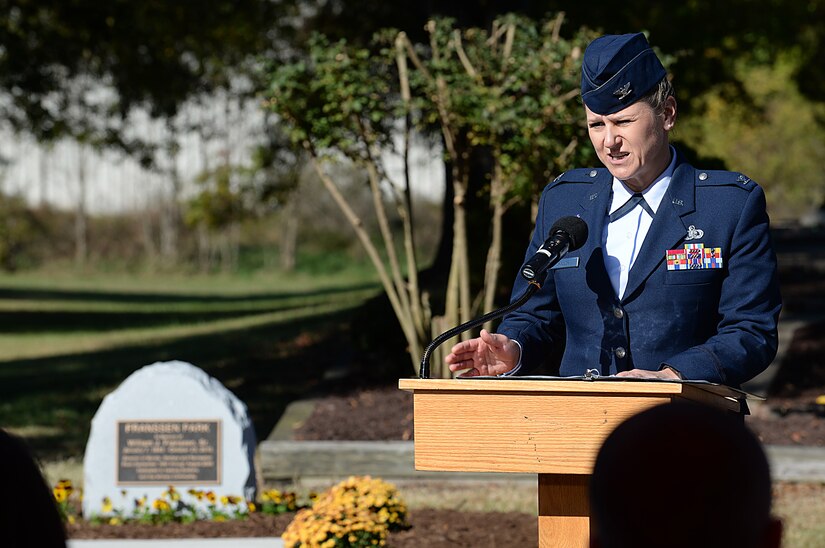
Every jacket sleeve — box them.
[496,187,566,375]
[662,185,782,385]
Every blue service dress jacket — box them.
[497,151,782,388]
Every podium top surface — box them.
[399,377,753,405]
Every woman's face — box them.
[585,96,676,192]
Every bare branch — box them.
[399,32,432,82]
[304,146,419,353]
[408,28,459,163]
[503,23,515,61]
[453,29,479,80]
[558,136,579,166]
[550,12,565,42]
[486,20,508,47]
[395,33,412,103]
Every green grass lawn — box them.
[0,267,382,459]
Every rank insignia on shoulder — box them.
[666,243,723,271]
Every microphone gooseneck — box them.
[418,216,589,379]
[419,281,542,379]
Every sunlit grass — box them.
[774,482,825,547]
[0,267,385,459]
[0,301,359,361]
[0,263,379,294]
[0,264,380,362]
[0,290,377,362]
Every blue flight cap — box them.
[581,33,667,115]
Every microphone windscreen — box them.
[551,216,589,251]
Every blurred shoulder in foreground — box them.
[590,403,782,548]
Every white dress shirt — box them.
[603,148,677,299]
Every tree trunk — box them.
[307,152,423,373]
[483,157,507,331]
[279,200,299,271]
[140,211,158,270]
[160,145,182,267]
[74,145,88,267]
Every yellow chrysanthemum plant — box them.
[282,476,409,548]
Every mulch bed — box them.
[67,510,537,546]
[288,327,825,448]
[293,386,415,442]
[747,319,825,446]
[67,513,294,539]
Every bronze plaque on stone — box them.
[116,420,221,485]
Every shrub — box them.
[281,476,408,547]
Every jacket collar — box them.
[575,149,697,303]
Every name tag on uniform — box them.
[551,257,580,270]
[666,243,723,271]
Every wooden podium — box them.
[399,377,745,547]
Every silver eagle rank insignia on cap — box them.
[613,82,632,100]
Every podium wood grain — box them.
[399,378,741,547]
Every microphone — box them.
[521,216,588,281]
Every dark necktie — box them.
[609,192,655,223]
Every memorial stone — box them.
[82,360,257,516]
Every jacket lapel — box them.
[622,160,696,302]
[577,174,614,296]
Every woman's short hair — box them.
[639,76,675,115]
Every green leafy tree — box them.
[0,0,284,148]
[393,14,595,342]
[0,193,48,271]
[264,14,594,375]
[677,52,825,216]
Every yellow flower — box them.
[108,517,121,526]
[152,499,171,511]
[53,488,68,503]
[247,502,256,513]
[206,491,216,504]
[102,497,113,513]
[167,486,180,501]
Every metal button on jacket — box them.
[614,346,627,359]
[613,307,624,319]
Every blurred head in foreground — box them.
[590,404,782,548]
[0,429,67,547]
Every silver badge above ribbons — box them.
[685,225,704,241]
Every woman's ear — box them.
[662,95,677,130]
